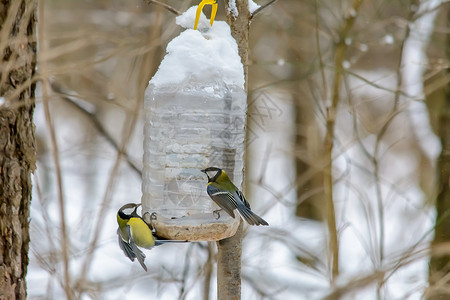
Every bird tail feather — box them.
[237,205,269,226]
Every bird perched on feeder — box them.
[194,0,218,30]
[117,203,185,271]
[201,167,269,226]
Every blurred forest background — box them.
[9,0,449,299]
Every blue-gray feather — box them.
[127,225,147,271]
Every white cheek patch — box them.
[123,207,135,215]
[207,171,218,179]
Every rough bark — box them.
[225,0,249,88]
[0,0,36,299]
[216,222,243,300]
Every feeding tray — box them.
[143,211,240,241]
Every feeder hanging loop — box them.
[194,0,218,30]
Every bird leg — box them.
[150,212,158,234]
[213,209,223,220]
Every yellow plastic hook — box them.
[194,0,218,30]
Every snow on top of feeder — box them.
[149,6,245,89]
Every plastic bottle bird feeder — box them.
[142,7,246,241]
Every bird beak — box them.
[201,169,210,181]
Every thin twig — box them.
[251,0,278,18]
[242,273,280,299]
[257,143,272,184]
[38,1,72,298]
[315,0,328,101]
[50,83,142,177]
[143,0,181,16]
[179,243,194,300]
[344,69,416,100]
[77,71,143,295]
[325,0,363,283]
[371,6,416,297]
[34,180,58,275]
[323,271,386,300]
[202,242,215,300]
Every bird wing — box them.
[117,228,135,261]
[127,225,147,272]
[206,183,238,218]
[236,190,251,209]
[207,183,269,226]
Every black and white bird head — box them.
[118,203,141,218]
[201,167,222,183]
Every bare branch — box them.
[38,1,72,299]
[251,0,277,19]
[323,271,386,300]
[325,0,363,283]
[77,72,143,292]
[143,0,181,16]
[50,83,142,177]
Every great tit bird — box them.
[201,167,269,226]
[117,203,185,271]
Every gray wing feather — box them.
[237,190,251,209]
[235,204,269,226]
[127,225,147,271]
[207,184,237,218]
[233,190,269,226]
[207,183,269,226]
[117,228,136,261]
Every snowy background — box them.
[28,0,449,299]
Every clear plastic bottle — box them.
[142,78,246,241]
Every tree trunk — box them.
[428,4,450,299]
[295,98,324,221]
[0,0,36,299]
[216,1,250,299]
[428,83,450,298]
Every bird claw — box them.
[194,0,218,30]
[150,212,158,234]
[213,209,222,220]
